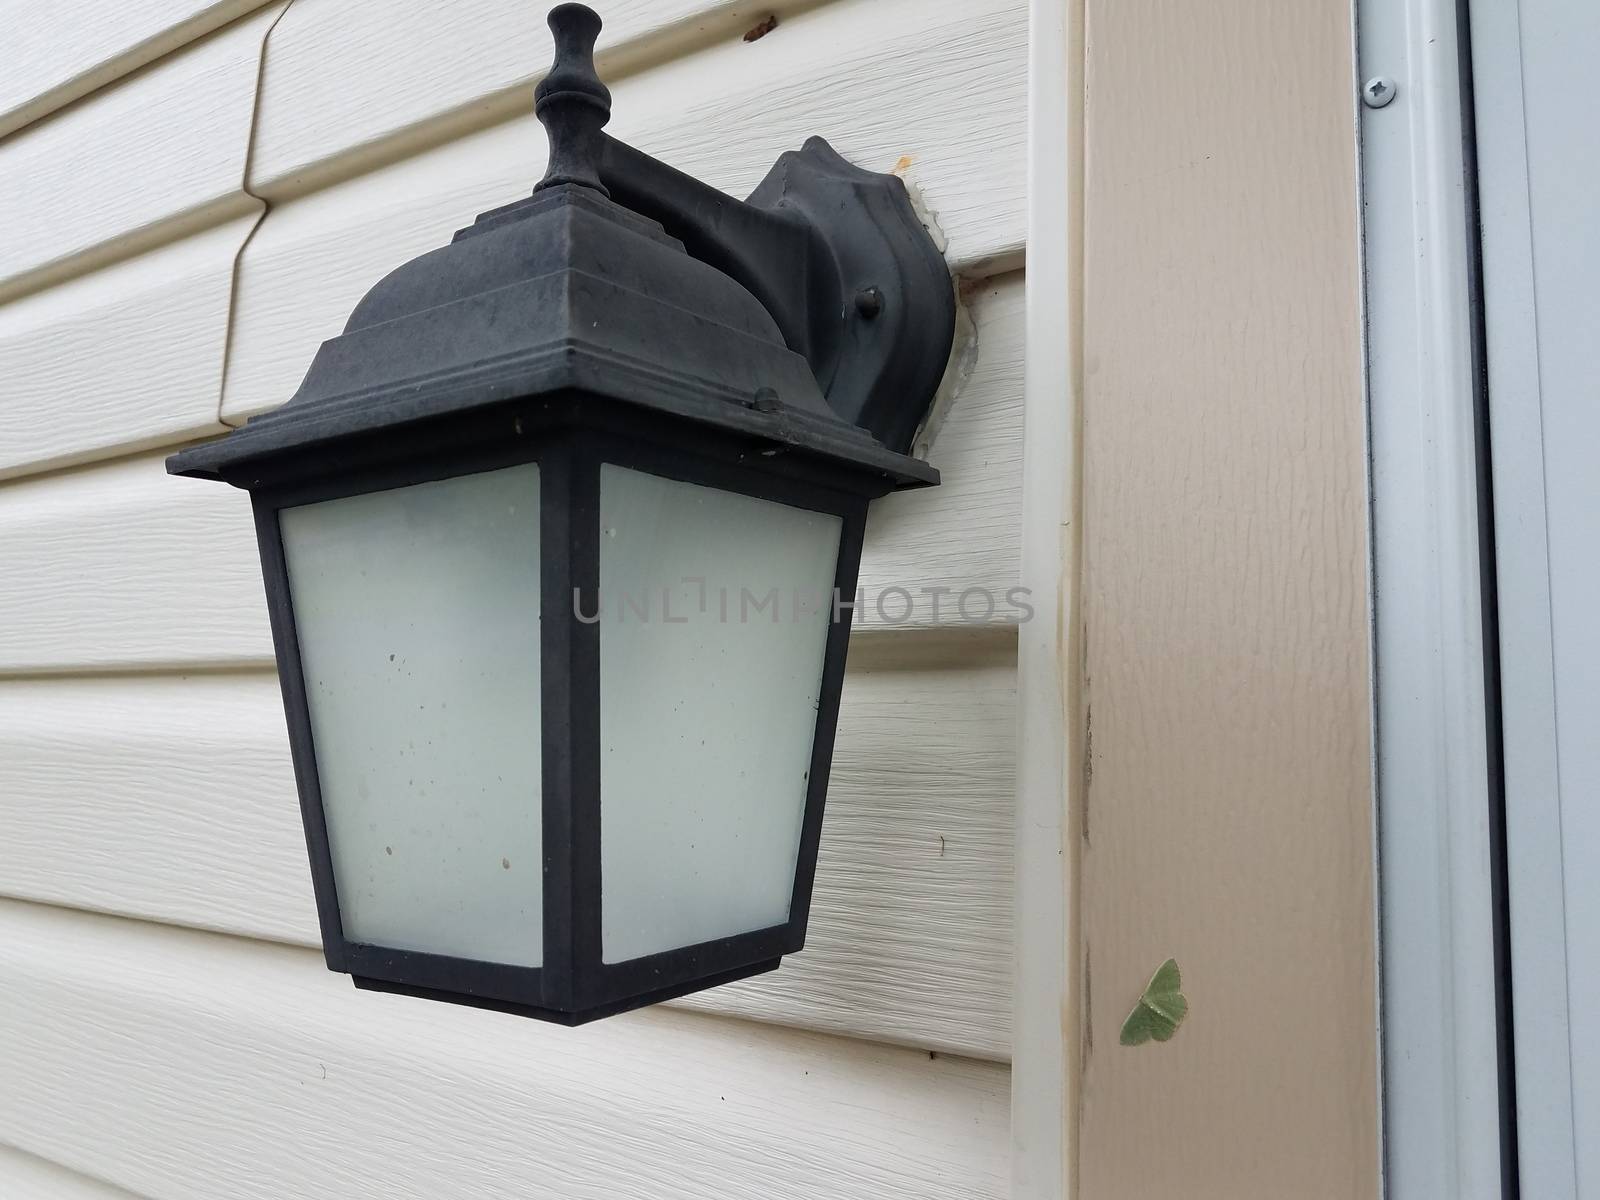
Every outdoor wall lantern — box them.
[168,3,954,1024]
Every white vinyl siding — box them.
[0,900,1009,1200]
[0,6,279,303]
[0,0,280,139]
[0,217,257,481]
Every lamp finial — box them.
[535,4,611,195]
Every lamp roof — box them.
[167,182,936,490]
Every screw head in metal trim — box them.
[1362,76,1397,108]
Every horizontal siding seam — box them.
[0,630,1021,679]
[0,194,263,309]
[0,630,1025,683]
[247,0,842,201]
[0,661,279,684]
[0,0,282,141]
[0,435,222,498]
[0,889,317,957]
[0,424,230,490]
[0,1139,156,1200]
[0,893,1011,1069]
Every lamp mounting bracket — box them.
[535,3,955,455]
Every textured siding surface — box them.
[0,6,280,302]
[0,2,1026,1195]
[0,0,279,139]
[1076,1,1378,1197]
[0,217,257,481]
[0,900,1010,1200]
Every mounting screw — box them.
[1362,76,1397,109]
[751,387,781,412]
[854,287,884,320]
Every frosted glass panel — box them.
[281,464,543,968]
[599,465,842,963]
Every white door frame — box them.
[1469,0,1592,1193]
[1359,0,1513,1194]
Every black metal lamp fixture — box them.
[169,2,954,1024]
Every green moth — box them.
[1119,957,1187,1046]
